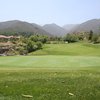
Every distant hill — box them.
[0,20,50,36]
[0,19,100,36]
[68,19,100,33]
[31,23,51,35]
[63,24,79,33]
[43,23,67,36]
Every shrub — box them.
[64,34,78,43]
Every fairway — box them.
[30,43,100,56]
[0,43,100,100]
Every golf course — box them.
[0,0,100,99]
[0,43,100,100]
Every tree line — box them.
[63,30,100,43]
[0,30,100,55]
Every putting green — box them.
[0,56,100,70]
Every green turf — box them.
[29,43,100,56]
[0,70,100,100]
[0,43,100,100]
[0,55,100,100]
[0,56,100,69]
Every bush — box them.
[26,40,43,53]
[97,37,100,43]
[92,35,99,44]
[64,34,78,43]
[36,41,43,49]
[18,47,28,55]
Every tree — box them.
[25,36,43,53]
[26,40,35,52]
[64,34,78,43]
[38,36,47,43]
[91,34,98,43]
[96,37,100,43]
[88,30,93,41]
[36,41,43,49]
[30,35,38,42]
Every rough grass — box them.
[0,70,100,100]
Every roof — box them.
[0,35,20,39]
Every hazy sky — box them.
[0,0,100,26]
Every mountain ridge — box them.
[0,19,100,36]
[43,23,67,36]
[67,19,100,33]
[0,20,50,36]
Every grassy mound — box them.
[29,43,100,56]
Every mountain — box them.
[31,23,51,35]
[63,24,79,33]
[68,19,100,33]
[43,23,67,36]
[0,19,100,36]
[0,20,50,36]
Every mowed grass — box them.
[30,43,100,56]
[0,56,100,69]
[0,43,100,100]
[0,56,100,100]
